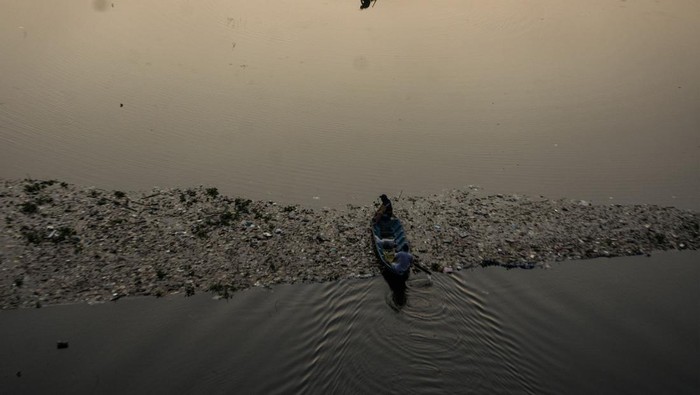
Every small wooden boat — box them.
[371,217,411,281]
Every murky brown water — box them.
[1,0,699,209]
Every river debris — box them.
[1,179,697,309]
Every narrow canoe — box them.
[371,217,410,281]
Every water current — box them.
[2,251,698,394]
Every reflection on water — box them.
[383,270,408,310]
[1,252,697,394]
[1,1,699,209]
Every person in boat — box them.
[391,244,413,275]
[372,194,393,223]
[360,0,371,9]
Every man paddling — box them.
[391,244,413,275]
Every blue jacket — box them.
[391,252,413,274]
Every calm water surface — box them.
[1,2,698,393]
[1,0,699,209]
[1,252,698,394]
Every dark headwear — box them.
[380,194,390,204]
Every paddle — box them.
[413,256,433,276]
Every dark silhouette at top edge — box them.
[360,0,377,10]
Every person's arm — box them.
[372,204,386,223]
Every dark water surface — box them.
[1,251,698,394]
[1,0,699,209]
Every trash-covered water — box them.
[1,251,698,394]
[1,0,699,210]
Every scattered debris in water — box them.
[0,178,697,309]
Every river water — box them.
[1,1,698,393]
[1,0,699,209]
[1,251,698,394]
